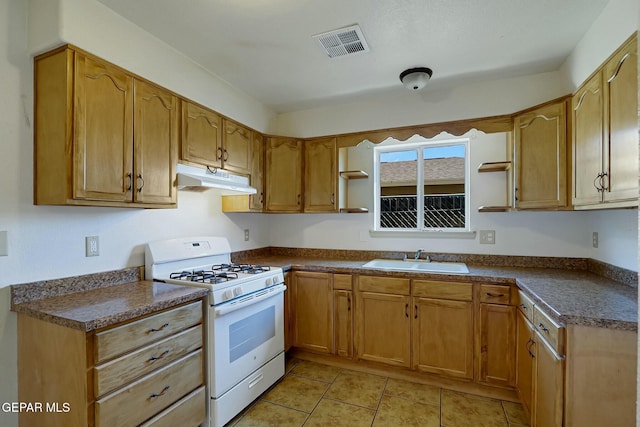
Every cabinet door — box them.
[133,80,178,205]
[304,138,338,212]
[74,53,133,202]
[515,310,534,419]
[181,102,222,168]
[412,297,473,379]
[603,36,638,203]
[534,333,564,427]
[265,138,303,212]
[250,132,265,211]
[223,120,251,174]
[292,272,332,353]
[333,290,353,358]
[514,101,568,209]
[356,291,411,368]
[479,303,516,387]
[572,73,604,206]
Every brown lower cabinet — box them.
[516,308,564,427]
[355,276,412,368]
[290,273,517,387]
[291,271,333,353]
[18,300,206,427]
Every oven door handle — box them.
[214,284,286,317]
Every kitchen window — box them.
[373,138,470,233]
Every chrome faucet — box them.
[414,248,431,262]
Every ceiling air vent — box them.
[313,24,370,59]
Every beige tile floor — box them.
[227,357,530,427]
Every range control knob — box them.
[265,277,273,287]
[233,286,242,297]
[223,289,234,301]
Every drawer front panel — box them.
[333,274,353,290]
[94,324,203,397]
[139,386,206,427]
[412,280,472,301]
[358,276,410,295]
[95,301,202,363]
[533,306,564,356]
[480,284,511,305]
[516,290,535,321]
[96,349,204,427]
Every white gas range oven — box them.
[145,236,285,427]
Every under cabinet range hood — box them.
[176,163,256,194]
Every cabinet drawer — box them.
[533,306,564,356]
[94,324,203,397]
[334,274,353,290]
[412,280,472,301]
[358,276,410,295]
[96,349,204,427]
[140,386,206,427]
[516,290,535,321]
[95,301,202,363]
[480,284,511,305]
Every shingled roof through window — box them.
[380,157,464,185]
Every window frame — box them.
[372,138,471,233]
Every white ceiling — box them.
[96,0,609,113]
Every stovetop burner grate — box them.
[169,270,239,284]
[212,263,272,274]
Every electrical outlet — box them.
[244,229,250,241]
[0,230,7,256]
[479,230,496,244]
[592,231,599,248]
[86,236,100,257]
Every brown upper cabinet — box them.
[181,101,222,168]
[222,119,252,174]
[181,106,251,175]
[572,34,638,209]
[249,132,265,210]
[263,136,338,213]
[513,99,569,209]
[34,46,178,208]
[304,138,338,213]
[265,137,303,212]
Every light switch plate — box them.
[479,230,496,244]
[0,231,7,256]
[592,231,599,248]
[244,229,250,241]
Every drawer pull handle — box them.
[414,304,418,319]
[149,385,170,399]
[148,323,169,333]
[148,350,170,363]
[405,304,409,318]
[519,304,528,310]
[538,323,550,333]
[486,292,505,298]
[248,374,264,389]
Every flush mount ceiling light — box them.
[399,67,433,90]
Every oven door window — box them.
[229,305,275,363]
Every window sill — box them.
[369,230,477,239]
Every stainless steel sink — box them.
[362,259,469,274]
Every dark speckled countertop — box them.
[11,269,209,332]
[237,255,638,332]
